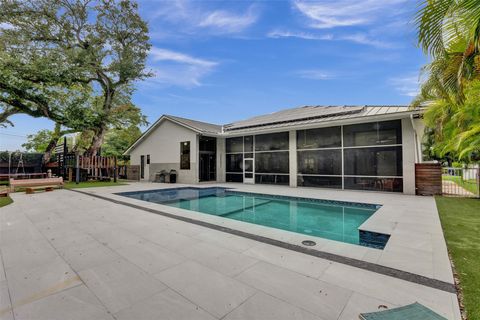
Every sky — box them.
[0,0,427,151]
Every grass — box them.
[64,180,128,189]
[0,195,13,207]
[436,196,480,319]
[443,175,479,195]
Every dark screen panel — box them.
[226,154,243,172]
[344,177,403,192]
[255,132,289,151]
[255,174,289,185]
[255,152,289,174]
[297,150,342,175]
[297,126,341,149]
[244,136,253,152]
[226,173,243,183]
[344,147,402,177]
[343,120,402,147]
[226,137,244,153]
[298,175,342,189]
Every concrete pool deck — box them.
[0,183,461,319]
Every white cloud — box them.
[148,47,218,88]
[296,69,335,80]
[198,6,259,33]
[267,29,333,40]
[267,29,393,48]
[340,33,394,48]
[150,48,218,68]
[293,0,408,29]
[149,1,259,35]
[389,75,420,97]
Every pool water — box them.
[118,187,386,248]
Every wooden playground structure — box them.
[63,154,118,183]
[1,145,134,194]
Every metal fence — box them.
[442,167,480,198]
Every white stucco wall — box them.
[401,117,417,195]
[129,119,198,183]
[288,130,297,187]
[412,118,426,163]
[216,138,226,183]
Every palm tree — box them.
[415,1,480,162]
[415,0,480,103]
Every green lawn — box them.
[0,196,13,207]
[436,196,480,320]
[64,180,128,189]
[443,175,479,195]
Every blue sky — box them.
[0,0,426,150]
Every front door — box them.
[244,158,254,184]
[140,155,145,179]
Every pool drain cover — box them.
[302,240,316,246]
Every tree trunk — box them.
[43,123,62,164]
[87,126,107,156]
[87,85,114,156]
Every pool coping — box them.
[69,187,456,294]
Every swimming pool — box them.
[118,187,388,248]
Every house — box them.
[124,105,425,194]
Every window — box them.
[343,120,402,147]
[255,132,289,151]
[344,147,402,177]
[199,137,216,152]
[146,155,150,164]
[180,141,190,170]
[297,126,341,149]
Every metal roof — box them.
[222,105,412,134]
[223,105,364,131]
[165,115,223,135]
[125,105,418,154]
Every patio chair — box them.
[359,302,447,320]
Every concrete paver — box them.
[114,289,216,320]
[0,187,461,319]
[155,260,256,318]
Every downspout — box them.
[410,114,421,163]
